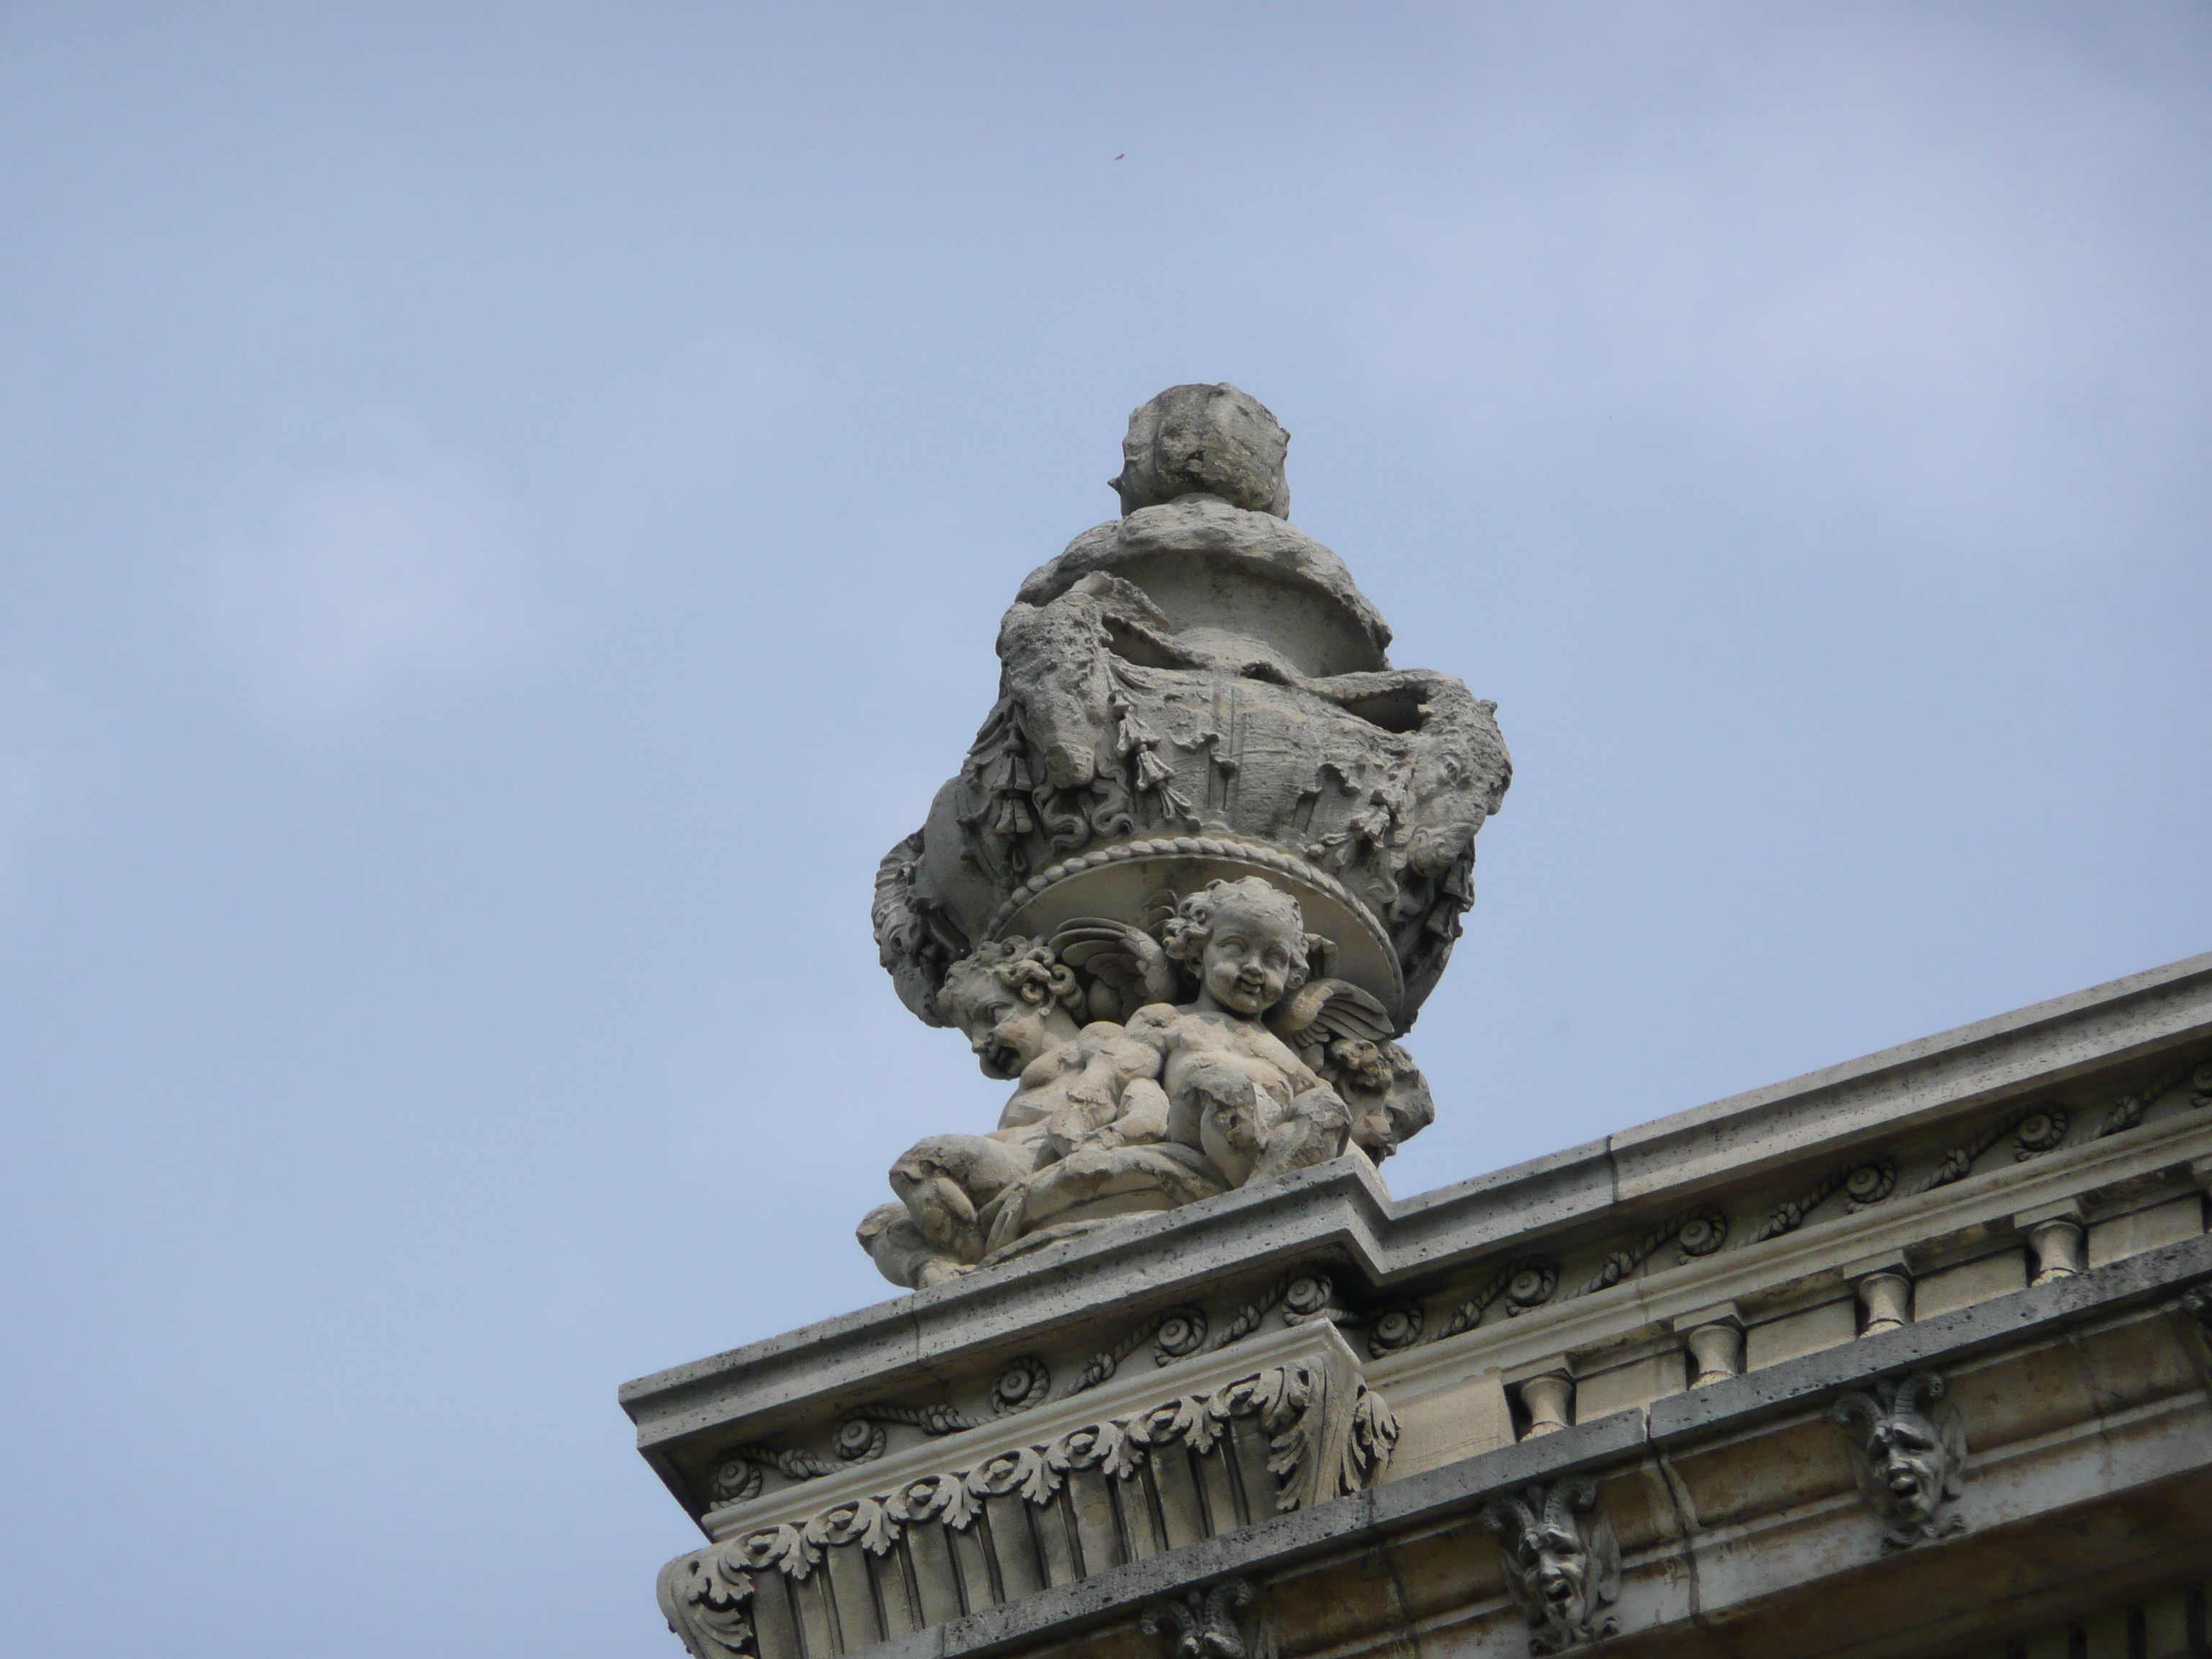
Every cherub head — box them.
[1161,877,1316,1018]
[937,938,1084,1079]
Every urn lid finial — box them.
[1110,383,1292,519]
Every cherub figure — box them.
[1269,993,1435,1165]
[858,938,1221,1288]
[1055,878,1372,1187]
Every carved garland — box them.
[2097,1061,2212,1138]
[1753,1156,1896,1244]
[727,1364,1396,1581]
[1426,1259,1560,1345]
[1575,1205,1729,1298]
[711,1358,1049,1503]
[1071,1305,1210,1394]
[739,1056,2161,1501]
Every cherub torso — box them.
[994,1023,1162,1136]
[1127,1004,1319,1105]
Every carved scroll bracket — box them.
[659,1542,760,1659]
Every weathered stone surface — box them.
[1108,384,1293,521]
[1911,1248,2026,1319]
[2087,1194,2203,1266]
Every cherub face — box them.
[945,984,1065,1080]
[1196,899,1305,1016]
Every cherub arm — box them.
[1048,1027,1172,1152]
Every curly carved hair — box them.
[1159,877,1318,989]
[936,937,1083,1022]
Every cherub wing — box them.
[1268,978,1395,1048]
[1050,918,1179,1008]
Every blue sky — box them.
[3,5,2208,1655]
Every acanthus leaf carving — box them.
[1341,1384,1400,1496]
[967,1444,1061,1506]
[734,1523,819,1581]
[804,1496,900,1558]
[886,1472,981,1533]
[657,1542,760,1659]
[719,1361,1393,1581]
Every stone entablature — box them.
[651,1233,2212,1659]
[629,951,2212,1659]
[629,386,2209,1659]
[662,1324,1395,1659]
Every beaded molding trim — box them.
[984,833,1403,1004]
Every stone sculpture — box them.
[1478,1478,1623,1654]
[657,1541,757,1659]
[1828,1372,1969,1550]
[863,385,1509,1285]
[1142,1578,1270,1659]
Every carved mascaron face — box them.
[1520,1525,1593,1630]
[1195,897,1306,1017]
[1869,1419,1948,1524]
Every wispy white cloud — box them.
[210,434,539,719]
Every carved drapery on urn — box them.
[873,432,1512,1038]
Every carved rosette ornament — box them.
[860,387,1509,1286]
[1828,1372,1969,1550]
[1478,1480,1623,1655]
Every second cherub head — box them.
[1161,877,1317,1018]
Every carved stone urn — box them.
[873,383,1511,1036]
